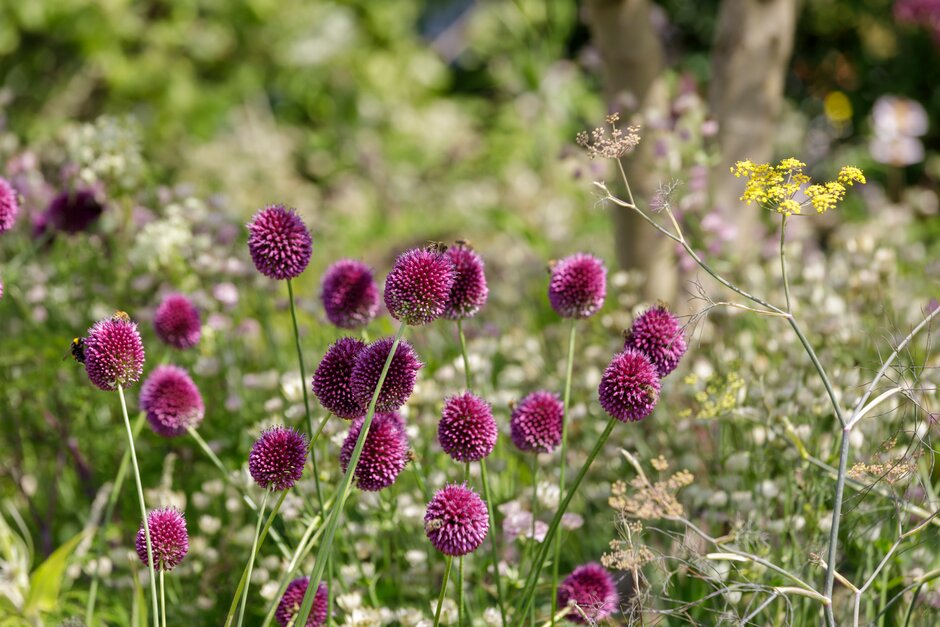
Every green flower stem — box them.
[159,570,167,627]
[457,319,472,390]
[235,490,269,627]
[293,321,408,625]
[458,461,470,626]
[517,417,617,620]
[433,556,454,627]
[780,215,792,312]
[480,458,506,626]
[117,384,160,627]
[551,321,577,625]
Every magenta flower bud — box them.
[548,253,607,319]
[443,243,488,320]
[247,204,312,280]
[425,483,489,557]
[320,259,380,329]
[384,247,455,325]
[438,392,498,462]
[510,390,564,453]
[312,337,367,419]
[0,177,19,233]
[340,412,410,492]
[83,314,146,391]
[136,507,188,572]
[37,189,104,235]
[248,426,308,491]
[275,578,328,627]
[139,365,204,437]
[557,562,619,624]
[623,305,687,377]
[153,293,201,350]
[350,337,422,412]
[598,349,661,422]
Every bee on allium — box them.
[111,310,131,323]
[64,337,86,364]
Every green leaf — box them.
[24,531,86,615]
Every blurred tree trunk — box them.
[709,0,799,254]
[583,0,677,303]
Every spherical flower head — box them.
[321,259,380,329]
[557,562,619,624]
[153,293,202,350]
[443,243,488,320]
[83,315,145,391]
[248,426,308,491]
[313,337,367,419]
[136,507,188,572]
[384,247,455,325]
[39,189,104,235]
[510,391,564,453]
[340,412,410,491]
[247,204,312,280]
[0,177,19,233]
[139,365,204,437]
[548,253,607,319]
[438,392,498,462]
[275,578,328,627]
[623,305,687,378]
[350,337,422,412]
[598,349,661,422]
[424,483,489,557]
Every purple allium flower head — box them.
[350,337,422,412]
[424,483,489,557]
[153,293,202,350]
[548,253,607,319]
[510,391,564,453]
[624,305,687,377]
[248,426,308,491]
[438,392,498,462]
[83,314,145,391]
[598,349,661,422]
[340,412,410,491]
[384,247,455,325]
[0,177,19,233]
[320,259,380,329]
[37,189,104,235]
[136,507,189,572]
[247,204,312,280]
[139,365,204,437]
[443,243,488,320]
[312,337,367,419]
[275,578,328,627]
[557,562,619,624]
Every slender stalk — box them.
[236,491,269,627]
[552,321,577,625]
[517,418,617,619]
[293,322,408,625]
[433,556,454,627]
[118,384,160,627]
[458,462,469,626]
[780,215,792,312]
[480,458,506,626]
[159,571,167,627]
[539,606,572,627]
[457,319,472,390]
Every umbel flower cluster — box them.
[731,158,866,215]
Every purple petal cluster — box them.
[139,365,204,437]
[0,177,19,233]
[510,391,564,453]
[136,508,189,572]
[624,305,687,377]
[275,578,328,627]
[312,337,367,419]
[340,412,410,491]
[153,293,202,350]
[247,204,312,280]
[443,243,488,320]
[557,562,619,624]
[35,189,104,235]
[438,392,498,462]
[548,253,607,319]
[384,247,455,325]
[320,259,379,329]
[248,426,308,491]
[425,483,489,556]
[83,315,145,391]
[350,337,422,412]
[597,349,661,422]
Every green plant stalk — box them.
[434,556,454,627]
[480,458,506,626]
[159,570,166,627]
[235,490,269,627]
[780,215,792,313]
[457,319,472,390]
[551,321,576,625]
[517,417,617,620]
[118,384,160,627]
[293,321,408,625]
[458,462,470,626]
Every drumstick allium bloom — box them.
[598,349,661,422]
[320,259,380,329]
[623,305,687,378]
[139,365,204,436]
[276,578,329,627]
[425,483,489,557]
[548,253,607,319]
[153,293,202,350]
[509,390,564,453]
[248,426,308,491]
[83,314,146,391]
[438,392,498,462]
[312,337,367,419]
[340,412,410,491]
[350,337,422,412]
[0,177,18,233]
[443,243,488,320]
[384,246,455,325]
[556,562,619,624]
[247,204,312,280]
[136,508,189,571]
